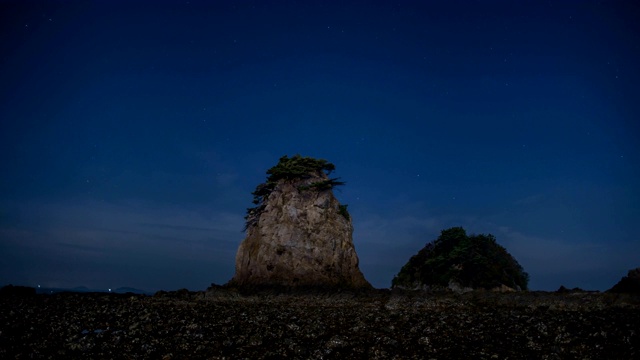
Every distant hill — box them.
[114,287,150,294]
[29,285,152,295]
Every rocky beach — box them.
[3,157,638,359]
[1,288,638,359]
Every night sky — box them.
[1,1,638,292]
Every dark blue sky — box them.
[1,0,638,291]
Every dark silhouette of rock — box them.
[608,267,640,294]
[556,285,587,293]
[392,227,529,291]
[227,155,371,289]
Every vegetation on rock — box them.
[244,155,346,230]
[392,227,529,290]
[338,204,350,221]
[264,154,336,181]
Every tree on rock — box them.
[245,155,345,230]
[392,227,529,291]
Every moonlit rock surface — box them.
[228,173,370,288]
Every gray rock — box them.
[228,170,370,289]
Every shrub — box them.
[338,204,350,221]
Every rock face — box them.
[228,155,370,289]
[608,267,640,294]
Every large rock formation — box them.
[227,155,371,289]
[392,227,529,291]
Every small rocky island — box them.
[392,227,529,292]
[0,155,638,358]
[228,155,370,289]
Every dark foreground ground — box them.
[1,288,638,359]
